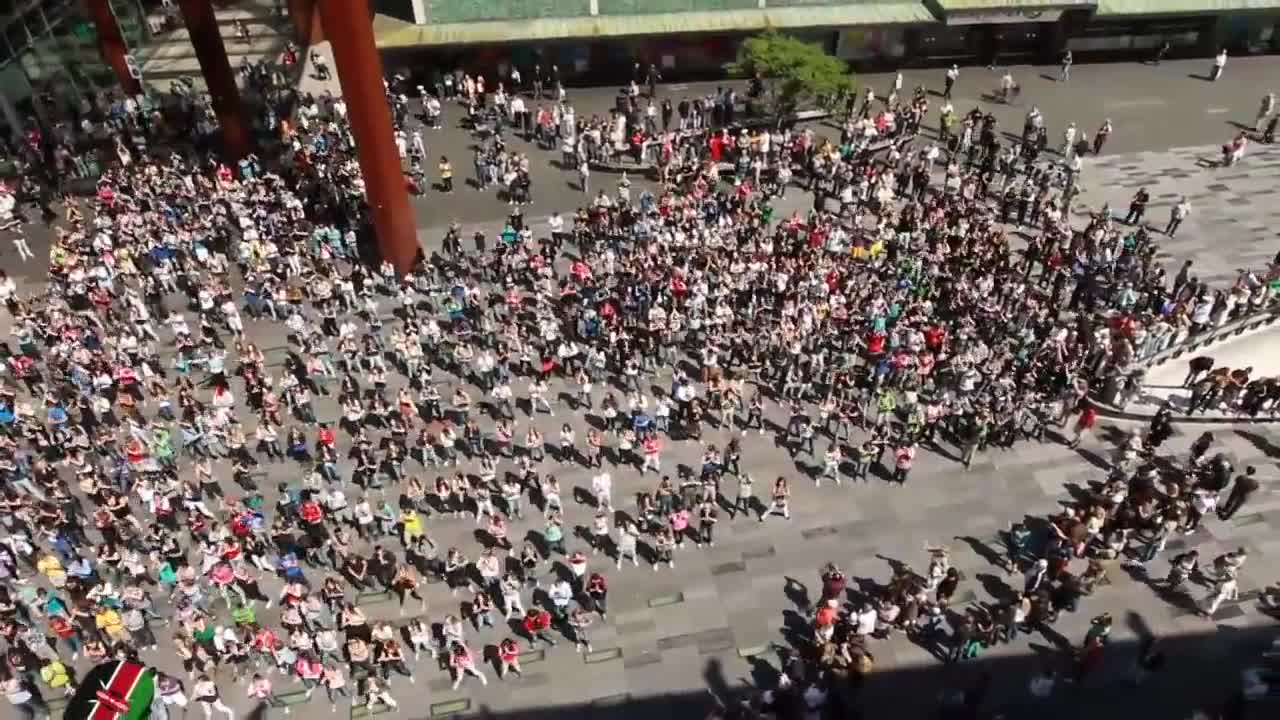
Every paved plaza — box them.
[388,55,1280,232]
[198,60,1280,719]
[7,56,1280,720]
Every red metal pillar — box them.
[177,0,250,160]
[84,0,143,97]
[317,0,418,273]
[288,0,325,46]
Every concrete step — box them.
[142,73,209,96]
[141,32,286,62]
[149,17,285,39]
[139,47,288,85]
[211,1,288,23]
[137,1,285,32]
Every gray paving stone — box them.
[710,560,747,576]
[621,651,662,669]
[615,618,658,635]
[800,524,839,540]
[741,544,778,560]
[656,632,698,651]
[695,627,737,654]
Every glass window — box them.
[3,18,30,64]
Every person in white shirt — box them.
[853,604,877,638]
[1166,197,1191,236]
[591,472,612,509]
[0,271,17,314]
[548,578,573,619]
[190,675,234,720]
[1202,575,1238,616]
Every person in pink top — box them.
[669,505,691,548]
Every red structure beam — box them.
[177,0,250,160]
[288,0,325,46]
[317,0,418,273]
[84,0,143,97]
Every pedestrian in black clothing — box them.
[1218,466,1260,520]
[1183,355,1214,387]
[1125,188,1150,225]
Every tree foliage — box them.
[728,31,857,123]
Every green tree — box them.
[728,31,856,125]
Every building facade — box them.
[368,0,1280,82]
[2,0,1278,140]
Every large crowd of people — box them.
[0,48,1274,720]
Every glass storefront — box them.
[0,0,155,138]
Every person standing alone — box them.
[1210,48,1227,81]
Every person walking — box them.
[1093,118,1112,155]
[1066,403,1098,449]
[1210,48,1227,81]
[943,64,958,100]
[1152,39,1171,65]
[893,442,916,484]
[1059,50,1073,82]
[190,675,235,720]
[1201,574,1239,617]
[1166,197,1191,236]
[1125,187,1149,225]
[1183,355,1214,387]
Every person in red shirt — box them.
[1067,403,1098,449]
[924,325,947,351]
[498,638,522,678]
[316,424,336,451]
[814,599,838,643]
[522,608,557,649]
[298,498,326,544]
[49,616,81,657]
[1073,635,1105,684]
[820,565,847,603]
[866,331,887,355]
[893,442,916,484]
[641,435,661,473]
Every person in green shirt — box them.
[875,389,897,425]
[39,658,73,695]
[231,603,257,628]
[152,427,175,469]
[543,517,565,557]
[157,562,178,593]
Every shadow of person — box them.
[782,576,811,612]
